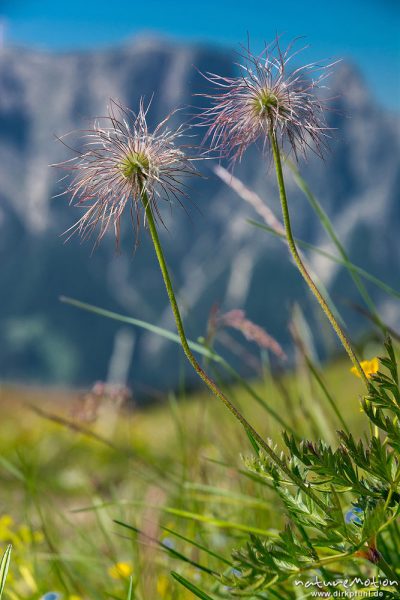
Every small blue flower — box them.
[345,506,363,525]
[40,593,61,600]
[231,568,242,578]
[162,537,175,549]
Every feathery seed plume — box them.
[55,99,197,247]
[199,37,334,162]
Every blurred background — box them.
[0,0,399,399]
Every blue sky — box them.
[2,0,399,109]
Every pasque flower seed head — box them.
[198,37,335,162]
[55,99,197,247]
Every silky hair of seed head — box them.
[198,36,336,163]
[55,98,198,248]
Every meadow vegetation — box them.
[1,36,399,599]
[0,355,384,599]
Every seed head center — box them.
[120,151,150,180]
[254,89,279,117]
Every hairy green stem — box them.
[140,191,327,512]
[269,131,370,388]
[376,554,399,582]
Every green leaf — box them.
[246,429,260,454]
[171,571,215,600]
[114,519,216,576]
[161,525,232,567]
[288,162,383,324]
[61,296,297,436]
[0,545,11,599]
[248,220,400,301]
[161,507,278,537]
[60,296,222,363]
[126,576,133,600]
[362,501,387,541]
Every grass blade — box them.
[161,525,232,567]
[60,296,221,363]
[162,506,278,537]
[249,220,400,300]
[126,576,133,600]
[305,355,350,434]
[61,296,297,436]
[171,571,215,600]
[114,520,216,576]
[246,426,260,453]
[0,545,11,598]
[288,162,384,324]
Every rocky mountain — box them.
[0,36,399,394]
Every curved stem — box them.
[269,131,370,388]
[141,191,327,512]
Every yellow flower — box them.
[69,596,83,600]
[18,565,37,592]
[0,515,14,541]
[108,561,133,579]
[350,357,379,379]
[157,574,169,596]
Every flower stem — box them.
[141,191,327,512]
[269,131,370,388]
[376,554,399,582]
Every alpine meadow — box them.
[0,13,399,600]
